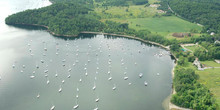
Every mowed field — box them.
[201,61,220,67]
[95,5,160,18]
[184,45,200,52]
[95,2,202,39]
[196,68,220,107]
[127,16,202,33]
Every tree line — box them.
[51,0,149,6]
[5,3,132,36]
[159,0,220,33]
[5,1,171,46]
[171,67,218,109]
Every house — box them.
[215,60,220,64]
[210,32,215,36]
[214,40,220,44]
[149,4,160,8]
[193,58,204,71]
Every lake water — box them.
[0,0,175,110]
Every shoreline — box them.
[81,31,171,50]
[7,23,171,50]
[7,22,181,110]
[6,23,78,37]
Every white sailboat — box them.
[144,81,148,86]
[73,104,79,109]
[73,100,79,109]
[68,68,72,72]
[12,64,15,68]
[139,73,143,78]
[37,93,40,98]
[112,84,116,90]
[50,105,55,110]
[124,77,128,80]
[108,76,112,81]
[95,97,100,102]
[47,80,50,84]
[59,86,62,93]
[30,75,35,79]
[62,80,65,84]
[92,82,96,90]
[157,73,160,76]
[36,64,39,69]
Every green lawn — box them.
[196,68,220,107]
[185,45,208,53]
[148,0,159,4]
[185,45,200,52]
[127,16,202,33]
[95,2,202,40]
[201,61,220,67]
[95,5,159,19]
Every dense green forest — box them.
[169,35,219,109]
[159,0,220,33]
[5,1,171,45]
[191,35,220,60]
[5,3,137,36]
[171,67,218,109]
[171,35,220,61]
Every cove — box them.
[0,0,174,110]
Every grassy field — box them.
[184,45,200,52]
[185,45,208,53]
[201,61,220,67]
[103,16,202,38]
[196,68,220,107]
[95,5,160,19]
[95,1,202,40]
[107,16,202,39]
[127,16,202,33]
[148,0,159,4]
